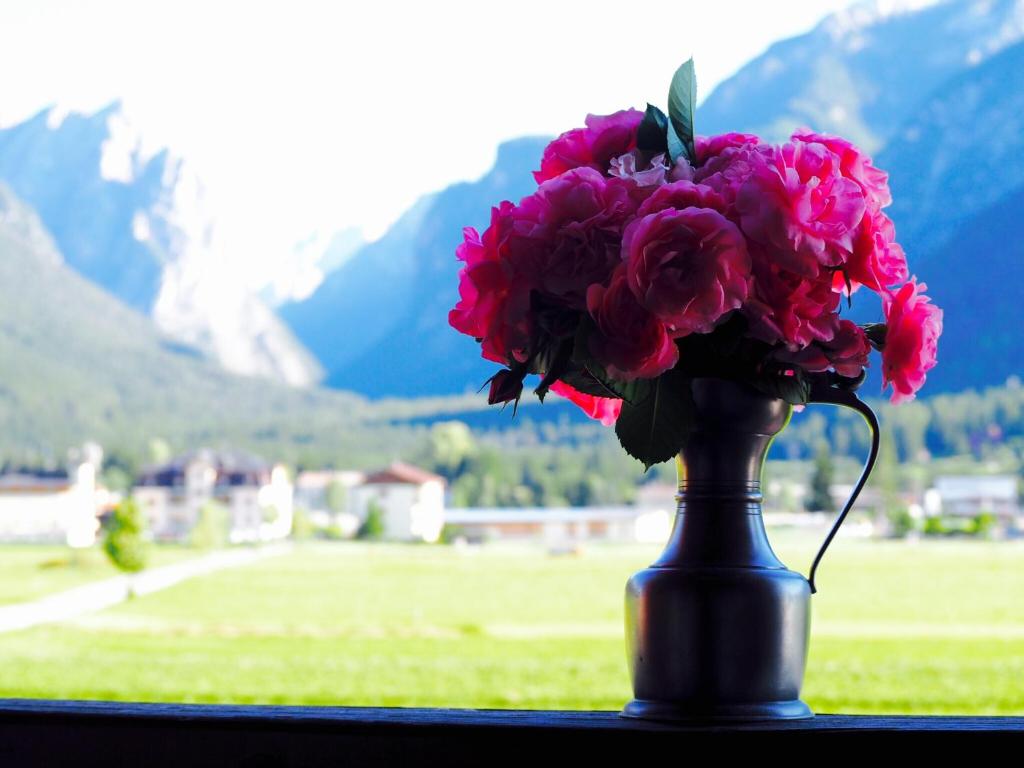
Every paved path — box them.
[0,544,291,634]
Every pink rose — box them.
[695,132,762,164]
[837,209,908,293]
[692,142,765,206]
[550,380,622,426]
[534,109,644,183]
[744,254,841,348]
[511,167,638,310]
[774,319,871,378]
[608,151,669,188]
[449,204,532,364]
[791,128,891,212]
[623,207,750,337]
[882,279,943,403]
[585,266,678,381]
[636,180,728,218]
[734,140,867,277]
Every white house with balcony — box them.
[133,449,293,543]
[350,462,445,542]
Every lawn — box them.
[0,534,1021,714]
[0,544,199,605]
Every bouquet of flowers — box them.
[449,60,942,468]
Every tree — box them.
[357,500,386,540]
[325,480,348,513]
[103,498,148,574]
[190,500,229,550]
[805,444,835,513]
[291,506,315,540]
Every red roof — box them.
[363,462,444,486]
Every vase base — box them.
[620,698,813,723]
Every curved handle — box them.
[805,379,880,594]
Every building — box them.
[444,506,672,546]
[134,450,293,543]
[0,443,104,545]
[350,462,445,542]
[929,475,1020,521]
[293,469,365,531]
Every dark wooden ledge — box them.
[1,700,1022,765]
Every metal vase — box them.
[622,377,879,722]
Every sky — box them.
[0,0,873,293]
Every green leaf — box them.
[752,369,811,405]
[637,104,669,154]
[533,338,573,402]
[614,371,696,470]
[863,323,887,351]
[666,124,687,166]
[667,58,697,164]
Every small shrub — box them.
[103,498,148,573]
[356,500,386,541]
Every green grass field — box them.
[0,534,1021,714]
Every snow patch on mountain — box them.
[0,101,322,387]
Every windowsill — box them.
[1,699,1021,764]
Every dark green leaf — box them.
[637,104,669,154]
[863,323,887,351]
[534,338,573,402]
[751,369,811,405]
[614,371,696,470]
[667,58,697,164]
[558,369,618,399]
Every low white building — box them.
[350,463,445,542]
[134,450,293,543]
[0,443,104,545]
[931,475,1019,520]
[444,506,672,546]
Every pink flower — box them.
[486,369,524,405]
[534,109,644,183]
[550,380,622,426]
[774,319,871,378]
[837,209,908,293]
[511,167,638,310]
[882,279,942,403]
[791,128,891,212]
[585,266,678,381]
[636,180,728,218]
[608,151,669,188]
[449,204,532,364]
[692,142,765,205]
[623,207,750,336]
[734,140,867,277]
[744,254,841,348]
[695,133,762,164]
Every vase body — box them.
[622,378,813,722]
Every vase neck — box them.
[652,379,792,570]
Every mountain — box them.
[0,103,321,386]
[283,0,1024,399]
[283,138,549,396]
[697,0,1024,152]
[0,182,366,463]
[908,184,1024,392]
[879,40,1024,255]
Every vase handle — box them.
[805,380,880,594]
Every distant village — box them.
[0,443,1021,549]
